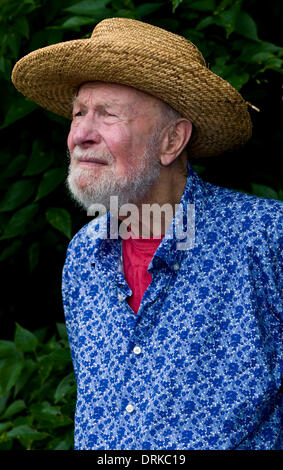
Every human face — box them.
[67,81,164,210]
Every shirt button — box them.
[118,293,123,301]
[126,404,134,413]
[173,263,180,271]
[133,346,142,355]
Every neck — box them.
[119,153,188,238]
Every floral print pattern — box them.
[62,164,282,450]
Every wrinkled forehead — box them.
[74,80,166,116]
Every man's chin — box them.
[68,166,103,192]
[67,155,161,212]
[67,176,112,211]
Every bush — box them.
[0,0,282,450]
[0,323,75,450]
[1,1,282,337]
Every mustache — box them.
[67,147,114,165]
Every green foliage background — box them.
[0,0,282,450]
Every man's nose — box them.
[71,116,102,149]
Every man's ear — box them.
[160,119,192,166]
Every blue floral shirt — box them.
[62,164,283,450]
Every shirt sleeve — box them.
[266,207,283,321]
[259,204,283,385]
[240,197,282,388]
[62,238,80,381]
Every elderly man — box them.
[12,18,282,450]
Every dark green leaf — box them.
[56,323,68,341]
[0,179,36,212]
[54,372,76,403]
[0,340,18,359]
[61,16,97,29]
[23,141,54,176]
[0,240,22,262]
[13,415,33,427]
[6,424,47,441]
[36,356,53,384]
[7,33,21,58]
[0,357,24,396]
[259,41,283,53]
[1,61,13,81]
[211,55,228,77]
[30,401,73,428]
[251,184,278,200]
[29,29,47,51]
[14,323,38,353]
[215,0,235,11]
[46,207,72,239]
[235,11,259,42]
[2,400,26,419]
[258,57,283,74]
[63,0,111,15]
[195,16,214,30]
[33,327,48,343]
[3,0,39,20]
[14,359,36,397]
[48,349,72,367]
[192,165,206,175]
[171,0,183,13]
[46,29,64,46]
[238,41,282,64]
[35,169,65,200]
[217,2,241,38]
[52,433,73,450]
[0,392,10,415]
[0,421,12,433]
[13,17,29,39]
[0,204,38,239]
[226,72,249,90]
[189,0,216,11]
[0,98,37,130]
[136,3,164,18]
[0,154,27,179]
[114,8,136,19]
[251,51,273,63]
[30,401,60,423]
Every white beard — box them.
[66,129,161,212]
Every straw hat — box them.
[11,17,253,158]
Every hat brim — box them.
[11,35,252,158]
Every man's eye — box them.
[74,111,82,117]
[98,109,117,118]
[103,111,116,118]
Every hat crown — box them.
[91,17,206,67]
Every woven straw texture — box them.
[11,17,252,158]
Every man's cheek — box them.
[106,126,132,152]
[67,131,74,153]
[105,144,128,166]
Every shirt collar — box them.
[148,162,207,271]
[86,162,208,271]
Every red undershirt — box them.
[122,233,164,314]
